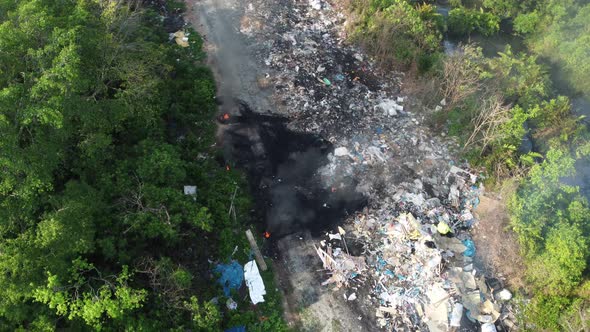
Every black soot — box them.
[221,101,366,238]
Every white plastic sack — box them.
[244,260,266,304]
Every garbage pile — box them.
[234,0,518,330]
[317,167,518,331]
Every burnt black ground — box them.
[221,101,367,237]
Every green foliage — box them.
[447,7,500,36]
[509,146,590,328]
[525,295,572,330]
[527,223,587,295]
[184,296,221,331]
[482,0,523,17]
[33,263,146,328]
[487,46,549,107]
[0,0,282,330]
[533,3,590,96]
[513,11,540,34]
[349,0,442,69]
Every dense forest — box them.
[346,0,590,329]
[0,0,285,330]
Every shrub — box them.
[448,7,500,36]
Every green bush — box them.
[513,11,540,34]
[448,7,500,36]
[349,0,442,69]
[526,295,572,330]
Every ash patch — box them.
[222,102,366,237]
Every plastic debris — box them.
[450,303,463,327]
[225,326,246,332]
[497,289,512,301]
[172,31,189,47]
[334,147,349,157]
[233,0,516,327]
[214,261,243,296]
[183,185,197,195]
[244,260,266,304]
[463,239,476,257]
[226,298,238,310]
[437,221,451,234]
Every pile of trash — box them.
[233,0,518,330]
[316,167,518,331]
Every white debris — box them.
[497,289,512,301]
[375,99,399,117]
[328,233,342,240]
[450,303,463,327]
[334,147,350,157]
[183,185,197,195]
[309,0,322,10]
[244,260,266,304]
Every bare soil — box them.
[471,194,526,290]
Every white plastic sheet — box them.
[244,260,266,304]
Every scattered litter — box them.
[172,31,189,47]
[244,260,266,304]
[463,239,476,257]
[437,221,451,234]
[225,326,246,332]
[226,298,238,310]
[183,185,197,195]
[334,147,349,157]
[497,289,512,301]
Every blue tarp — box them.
[225,326,246,332]
[214,261,243,296]
[463,239,476,257]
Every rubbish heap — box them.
[317,166,517,331]
[234,0,518,329]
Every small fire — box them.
[222,113,230,120]
[263,231,270,239]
